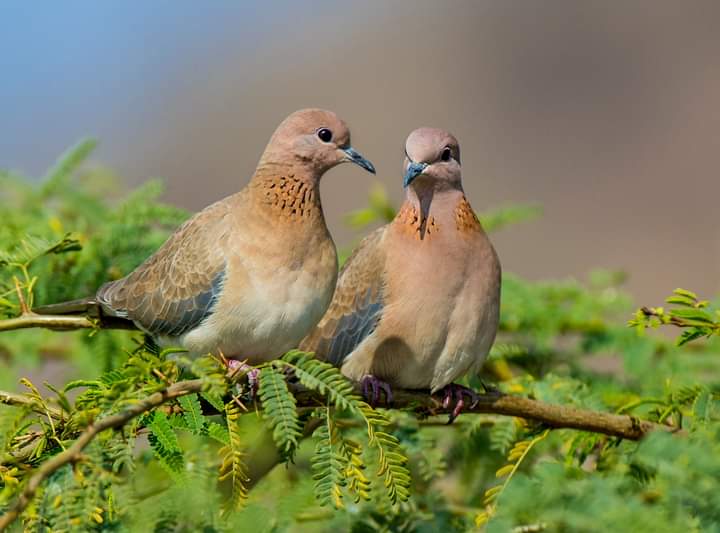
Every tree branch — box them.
[0,379,204,531]
[0,313,136,333]
[292,387,672,440]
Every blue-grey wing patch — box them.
[300,226,387,366]
[98,270,225,338]
[325,289,383,366]
[144,270,225,336]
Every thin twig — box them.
[0,314,96,332]
[0,313,136,332]
[0,390,64,420]
[640,306,709,329]
[13,277,30,316]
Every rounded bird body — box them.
[302,128,501,396]
[178,182,339,362]
[49,109,376,363]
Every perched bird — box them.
[35,109,376,364]
[301,128,501,421]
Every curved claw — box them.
[360,375,394,407]
[226,360,260,399]
[441,383,480,424]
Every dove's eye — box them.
[317,128,333,143]
[441,147,452,162]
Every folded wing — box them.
[301,227,387,365]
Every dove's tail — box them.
[33,297,98,316]
[32,298,137,329]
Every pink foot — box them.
[361,375,393,406]
[441,383,480,424]
[226,360,259,398]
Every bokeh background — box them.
[2,0,719,304]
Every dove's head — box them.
[402,128,462,190]
[261,108,375,177]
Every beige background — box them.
[3,1,719,304]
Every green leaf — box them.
[665,295,697,307]
[672,288,698,300]
[177,393,206,435]
[310,413,347,508]
[200,391,226,413]
[478,204,543,232]
[670,308,715,325]
[149,410,181,453]
[258,365,303,460]
[148,411,185,481]
[677,328,708,346]
[279,351,359,413]
[222,401,249,509]
[207,422,230,445]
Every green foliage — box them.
[149,410,186,482]
[258,365,303,460]
[630,287,720,345]
[1,144,720,531]
[278,350,358,412]
[220,400,250,509]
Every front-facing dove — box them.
[301,128,501,420]
[35,109,376,363]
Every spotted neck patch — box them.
[396,203,439,240]
[260,175,321,220]
[454,196,481,233]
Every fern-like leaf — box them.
[178,393,206,435]
[220,401,249,509]
[148,411,185,482]
[358,403,411,505]
[311,415,347,509]
[279,350,359,412]
[207,422,230,446]
[259,365,303,460]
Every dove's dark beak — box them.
[342,146,376,174]
[403,161,428,187]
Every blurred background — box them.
[2,0,719,304]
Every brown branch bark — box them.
[292,387,671,440]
